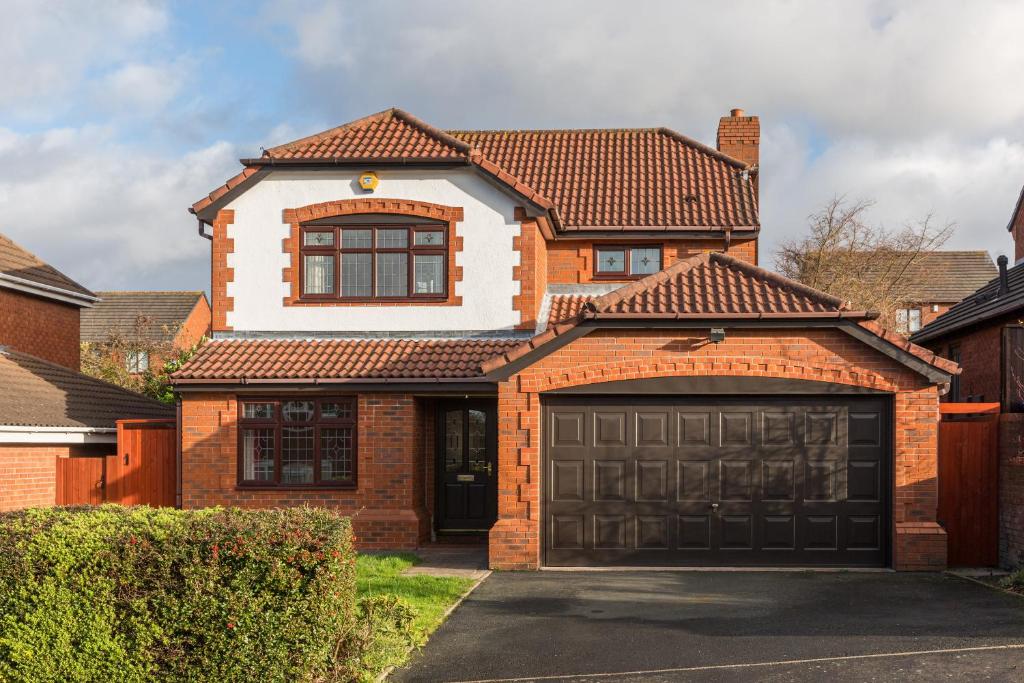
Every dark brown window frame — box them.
[237,396,358,489]
[299,222,448,302]
[592,244,663,280]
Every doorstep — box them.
[403,545,490,580]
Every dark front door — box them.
[437,400,498,532]
[544,396,891,567]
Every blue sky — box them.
[2,0,1023,294]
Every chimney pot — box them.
[730,108,745,117]
[998,254,1010,296]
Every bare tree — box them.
[776,196,953,331]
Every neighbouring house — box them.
[172,107,957,571]
[81,291,211,373]
[912,187,1024,568]
[0,233,174,511]
[889,251,996,334]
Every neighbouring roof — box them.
[485,252,959,379]
[0,233,95,304]
[0,347,174,429]
[829,250,995,304]
[911,259,1024,344]
[170,338,524,383]
[81,291,207,344]
[192,108,759,232]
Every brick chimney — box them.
[717,108,760,201]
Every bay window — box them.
[300,221,447,300]
[238,397,357,487]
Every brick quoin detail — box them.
[545,238,757,284]
[211,209,235,332]
[0,446,62,511]
[489,328,945,571]
[0,288,81,370]
[180,392,430,549]
[282,198,464,307]
[513,208,547,330]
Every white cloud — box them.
[96,60,191,115]
[0,126,239,291]
[0,1,169,120]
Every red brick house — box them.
[81,291,211,373]
[0,234,173,511]
[173,108,957,570]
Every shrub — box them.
[333,595,417,681]
[1000,567,1024,592]
[0,505,356,683]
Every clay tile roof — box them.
[586,251,852,318]
[81,291,207,344]
[449,128,758,229]
[483,253,957,379]
[170,338,524,383]
[264,108,470,161]
[839,250,996,303]
[547,295,595,327]
[192,109,759,231]
[0,347,173,429]
[0,233,94,300]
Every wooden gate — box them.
[937,403,1000,567]
[56,419,177,507]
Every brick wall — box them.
[174,296,212,351]
[0,445,62,510]
[490,327,945,571]
[513,213,548,330]
[1010,195,1024,264]
[999,413,1024,568]
[546,238,757,285]
[180,392,430,548]
[926,319,1006,403]
[0,288,81,369]
[211,210,235,332]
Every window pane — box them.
[281,426,314,484]
[126,350,149,373]
[282,400,314,422]
[321,400,354,420]
[242,428,275,481]
[303,231,334,247]
[377,228,408,249]
[414,230,444,246]
[630,247,661,275]
[596,249,626,273]
[320,427,354,482]
[341,253,372,297]
[909,309,922,332]
[304,255,335,294]
[445,410,463,472]
[341,229,372,248]
[414,254,444,295]
[468,409,488,473]
[242,402,274,420]
[896,309,908,333]
[376,253,408,297]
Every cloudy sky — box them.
[2,0,1023,292]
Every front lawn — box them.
[355,553,475,677]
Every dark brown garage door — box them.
[544,396,890,567]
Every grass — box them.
[355,552,475,676]
[1000,567,1024,594]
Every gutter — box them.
[0,273,98,307]
[578,310,876,322]
[0,426,117,444]
[170,375,492,386]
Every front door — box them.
[437,400,497,532]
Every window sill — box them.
[295,296,448,304]
[236,484,358,491]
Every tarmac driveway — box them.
[393,571,1024,682]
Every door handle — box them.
[486,462,493,476]
[710,503,720,513]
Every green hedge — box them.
[0,505,357,682]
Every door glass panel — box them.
[445,410,464,472]
[468,409,488,473]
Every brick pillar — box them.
[717,108,760,202]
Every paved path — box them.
[393,571,1024,682]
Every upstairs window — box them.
[896,308,922,334]
[300,222,447,301]
[126,350,149,373]
[594,245,662,278]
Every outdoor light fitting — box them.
[709,328,726,344]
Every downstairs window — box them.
[238,397,357,487]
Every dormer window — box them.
[594,245,663,279]
[300,217,447,301]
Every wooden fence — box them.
[937,403,1000,567]
[56,419,177,508]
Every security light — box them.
[709,328,726,344]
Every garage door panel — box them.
[545,397,889,567]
